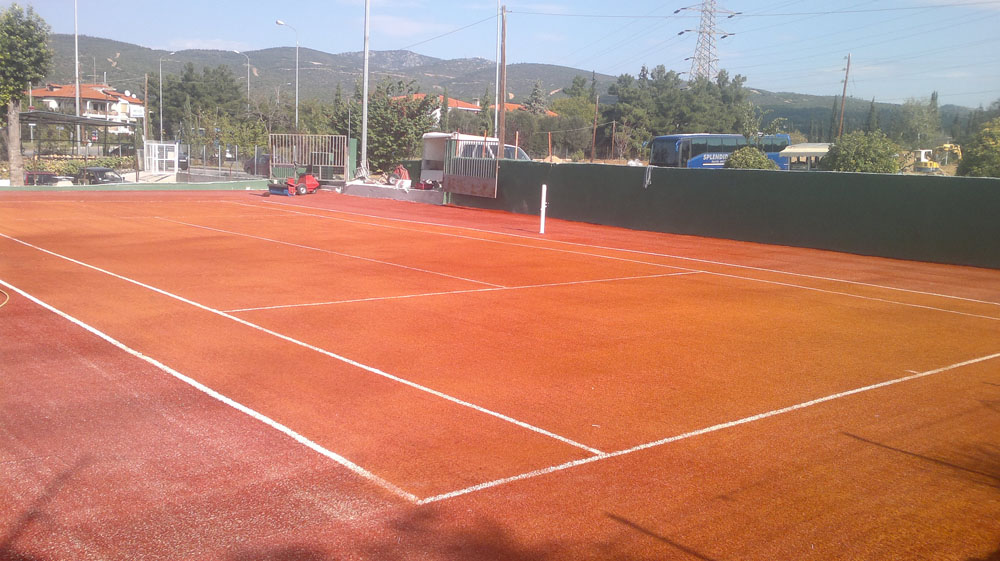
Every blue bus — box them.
[649,133,791,169]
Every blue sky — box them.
[13,0,1000,108]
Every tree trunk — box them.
[8,98,24,187]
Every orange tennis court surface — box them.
[1,190,998,560]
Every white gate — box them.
[144,141,179,174]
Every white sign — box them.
[129,105,145,119]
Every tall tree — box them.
[1,4,52,186]
[957,116,1000,177]
[865,98,879,132]
[477,89,493,136]
[439,89,450,131]
[523,81,547,115]
[364,79,435,173]
[564,75,588,99]
[828,96,839,142]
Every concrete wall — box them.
[451,162,1000,269]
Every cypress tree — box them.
[865,98,879,132]
[828,96,839,142]
[440,88,450,131]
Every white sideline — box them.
[417,350,1000,504]
[0,278,419,503]
[0,232,604,457]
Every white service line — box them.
[236,201,1000,321]
[156,217,505,288]
[0,278,419,503]
[250,199,1000,308]
[417,351,1000,504]
[0,232,603,457]
[226,272,701,313]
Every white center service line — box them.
[155,217,505,289]
[247,199,1000,308]
[236,201,1000,321]
[417,351,1000,504]
[0,232,604,457]
[225,272,700,313]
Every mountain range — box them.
[44,33,969,135]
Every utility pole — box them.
[837,53,851,139]
[496,6,507,156]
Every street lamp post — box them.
[233,50,250,114]
[158,52,175,141]
[275,19,299,130]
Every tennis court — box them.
[1,190,998,560]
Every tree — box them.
[523,81,547,115]
[1,4,52,186]
[564,75,588,99]
[439,88,450,131]
[477,89,493,136]
[956,116,1000,178]
[363,79,435,173]
[827,96,839,142]
[737,101,786,147]
[725,146,778,170]
[865,98,879,132]
[819,130,900,173]
[892,95,941,148]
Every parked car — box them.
[178,152,189,171]
[25,171,60,185]
[458,142,531,160]
[243,154,271,176]
[75,167,125,185]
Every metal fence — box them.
[270,134,349,183]
[443,138,499,198]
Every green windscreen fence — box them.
[450,162,1000,269]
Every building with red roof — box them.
[27,83,144,134]
[393,93,558,125]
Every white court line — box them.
[236,201,1000,322]
[226,272,700,313]
[0,278,419,503]
[417,351,1000,504]
[251,199,1000,308]
[156,217,505,289]
[0,232,603,457]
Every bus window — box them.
[690,138,708,157]
[706,137,724,153]
[722,137,740,153]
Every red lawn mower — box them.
[265,168,321,196]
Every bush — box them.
[724,146,778,170]
[957,117,1000,178]
[819,130,901,173]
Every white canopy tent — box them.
[779,143,831,170]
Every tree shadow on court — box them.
[965,538,1000,561]
[361,505,559,561]
[0,456,92,561]
[841,432,1000,489]
[604,512,725,561]
[227,545,330,561]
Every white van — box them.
[420,132,531,186]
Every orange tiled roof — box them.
[28,83,144,105]
[393,93,558,116]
